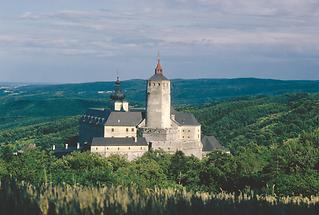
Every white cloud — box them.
[1,0,319,60]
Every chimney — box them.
[52,145,56,150]
[77,142,80,149]
[65,144,68,149]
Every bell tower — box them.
[146,56,171,128]
[110,76,129,112]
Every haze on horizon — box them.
[0,0,319,83]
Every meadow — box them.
[1,179,318,215]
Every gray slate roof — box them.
[173,112,200,126]
[149,74,168,81]
[92,137,148,146]
[81,108,110,125]
[105,112,143,126]
[85,108,110,118]
[202,135,225,151]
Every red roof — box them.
[155,59,163,74]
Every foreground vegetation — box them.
[1,179,318,215]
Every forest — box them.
[0,93,318,194]
[0,91,318,214]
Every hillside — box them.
[1,78,319,129]
[1,93,318,153]
[0,93,318,197]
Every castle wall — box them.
[179,125,201,141]
[146,80,171,128]
[104,126,137,139]
[91,145,147,161]
[141,126,203,159]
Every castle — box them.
[78,58,222,160]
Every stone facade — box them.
[91,145,148,161]
[146,79,171,128]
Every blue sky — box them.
[0,0,319,83]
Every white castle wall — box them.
[91,145,148,161]
[104,126,137,139]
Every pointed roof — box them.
[149,55,168,81]
[155,58,163,74]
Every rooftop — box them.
[201,135,226,152]
[92,137,148,146]
[173,111,200,126]
[105,111,143,126]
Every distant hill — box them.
[1,78,319,129]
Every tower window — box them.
[132,128,134,132]
[153,83,156,86]
[158,83,160,86]
[111,128,114,132]
[149,83,151,87]
[126,128,129,132]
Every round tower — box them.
[146,57,171,128]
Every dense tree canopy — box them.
[0,93,319,196]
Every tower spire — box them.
[155,52,163,74]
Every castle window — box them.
[188,130,190,132]
[131,128,134,132]
[182,130,184,132]
[158,83,160,86]
[96,147,98,150]
[126,128,129,132]
[153,83,156,86]
[111,128,114,132]
[149,83,151,87]
[107,147,109,150]
[168,147,170,150]
[140,147,143,150]
[188,136,190,139]
[182,136,184,138]
[129,147,131,150]
[118,147,120,150]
